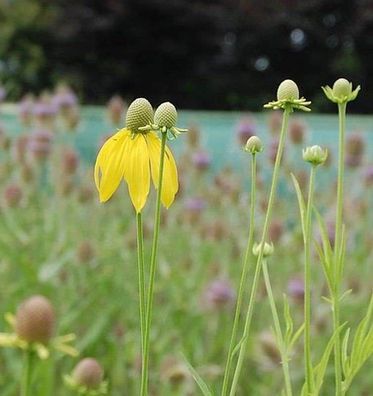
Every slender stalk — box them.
[229,106,291,396]
[21,349,33,396]
[221,154,257,396]
[334,103,346,267]
[136,213,146,366]
[262,259,292,396]
[333,102,347,396]
[304,165,316,394]
[141,132,167,396]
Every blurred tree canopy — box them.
[0,0,372,112]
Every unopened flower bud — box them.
[277,79,299,101]
[245,136,263,154]
[72,358,104,389]
[15,295,55,344]
[302,145,328,166]
[125,98,153,132]
[322,78,360,103]
[154,102,177,129]
[332,78,352,99]
[253,241,274,258]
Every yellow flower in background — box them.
[94,98,178,213]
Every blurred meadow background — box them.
[0,1,372,395]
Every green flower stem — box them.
[229,106,290,396]
[141,132,167,396]
[136,213,146,366]
[21,349,33,396]
[221,153,257,396]
[333,102,347,396]
[262,259,293,396]
[304,165,316,394]
[335,102,346,259]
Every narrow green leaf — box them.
[182,354,213,396]
[314,242,333,293]
[339,289,352,302]
[291,173,306,240]
[314,323,346,393]
[231,334,247,358]
[342,294,373,392]
[283,294,293,347]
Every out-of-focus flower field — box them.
[0,88,372,395]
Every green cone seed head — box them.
[303,145,328,166]
[245,136,263,154]
[15,295,55,344]
[253,242,274,258]
[125,98,153,132]
[277,79,300,101]
[154,102,178,128]
[73,358,104,389]
[332,78,352,99]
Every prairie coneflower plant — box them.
[0,295,78,396]
[94,98,186,395]
[322,79,360,396]
[228,80,311,396]
[293,145,328,395]
[221,135,262,396]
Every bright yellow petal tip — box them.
[94,129,130,202]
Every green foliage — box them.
[342,295,373,392]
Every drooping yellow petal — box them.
[94,129,131,202]
[146,132,178,208]
[123,134,150,213]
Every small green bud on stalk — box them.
[277,79,299,101]
[332,78,352,98]
[253,242,274,258]
[245,136,263,154]
[322,78,360,104]
[264,79,310,112]
[72,358,104,389]
[15,295,55,344]
[302,145,328,166]
[125,98,154,133]
[154,102,178,129]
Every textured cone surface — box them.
[15,295,55,343]
[125,98,153,132]
[154,102,177,128]
[73,358,104,389]
[332,78,352,98]
[277,79,299,101]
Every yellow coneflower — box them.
[94,98,178,213]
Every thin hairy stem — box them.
[221,153,257,396]
[229,106,290,396]
[333,102,347,396]
[304,165,316,394]
[141,132,167,396]
[136,212,146,374]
